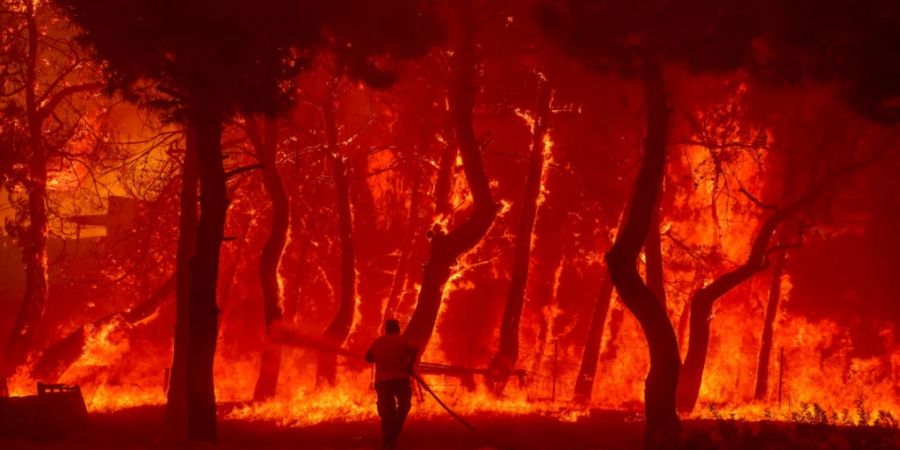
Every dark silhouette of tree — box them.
[754,245,787,400]
[645,198,667,305]
[316,89,357,386]
[673,0,899,413]
[383,60,445,322]
[541,0,897,441]
[166,123,198,424]
[573,274,615,403]
[487,80,551,394]
[573,211,623,403]
[674,90,895,413]
[56,0,440,440]
[0,0,103,396]
[404,0,499,350]
[243,115,285,400]
[604,56,680,447]
[675,166,858,412]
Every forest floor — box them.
[2,404,899,450]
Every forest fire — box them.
[1,0,899,449]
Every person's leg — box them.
[375,381,397,448]
[394,379,413,441]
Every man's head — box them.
[385,319,401,335]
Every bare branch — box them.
[224,163,264,179]
[36,82,103,121]
[738,186,778,210]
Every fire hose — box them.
[269,327,516,449]
[410,371,517,450]
[410,371,477,432]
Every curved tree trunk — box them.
[166,125,199,428]
[318,98,356,385]
[487,81,551,394]
[185,104,226,443]
[645,204,666,305]
[754,247,786,400]
[403,0,497,351]
[572,275,614,403]
[675,170,842,413]
[253,116,288,400]
[603,56,681,447]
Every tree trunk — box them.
[253,116,287,400]
[573,207,628,402]
[384,163,422,319]
[433,106,458,218]
[603,56,681,448]
[487,81,551,394]
[675,177,829,413]
[394,118,456,319]
[754,248,786,400]
[645,204,666,305]
[572,275,615,403]
[166,124,199,428]
[403,0,497,351]
[2,5,46,397]
[318,98,356,385]
[185,104,226,443]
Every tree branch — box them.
[36,82,104,121]
[224,163,264,179]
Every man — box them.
[365,319,417,450]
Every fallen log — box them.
[31,275,176,382]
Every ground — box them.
[1,405,898,450]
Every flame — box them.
[4,66,896,436]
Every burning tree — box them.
[56,0,441,440]
[403,0,499,350]
[241,114,285,400]
[0,1,896,448]
[56,0,328,441]
[539,1,760,445]
[0,0,104,396]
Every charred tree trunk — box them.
[185,104,226,443]
[603,56,681,447]
[645,204,666,305]
[2,7,47,396]
[754,248,786,400]
[318,98,356,385]
[676,266,764,412]
[403,0,497,350]
[487,82,551,393]
[384,163,422,319]
[574,207,629,402]
[572,275,615,403]
[394,117,456,319]
[433,105,458,218]
[253,116,287,400]
[675,172,841,413]
[165,125,199,428]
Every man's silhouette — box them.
[365,319,417,450]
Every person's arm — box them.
[365,343,376,363]
[406,345,418,374]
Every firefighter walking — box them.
[365,319,418,450]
